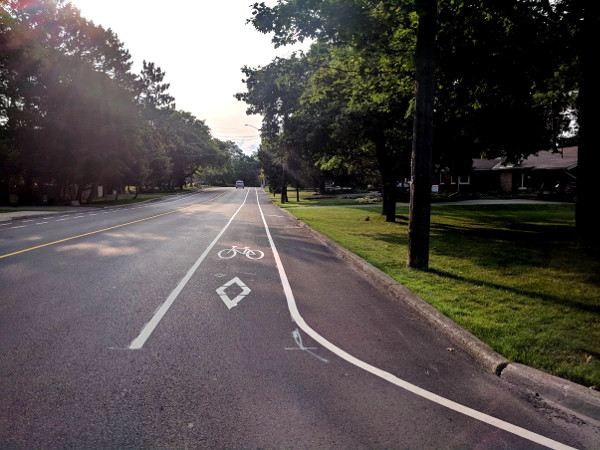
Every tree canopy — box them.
[238,0,595,267]
[1,0,229,204]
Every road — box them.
[0,188,595,448]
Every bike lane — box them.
[109,188,585,448]
[247,189,585,448]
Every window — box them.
[451,175,471,185]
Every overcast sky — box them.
[67,0,309,155]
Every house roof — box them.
[473,147,578,171]
[473,157,502,171]
[518,146,578,171]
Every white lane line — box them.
[254,188,573,450]
[35,222,49,225]
[129,189,250,350]
[10,225,27,229]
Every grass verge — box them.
[274,193,600,388]
[0,189,196,212]
[88,191,181,207]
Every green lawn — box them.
[264,189,377,208]
[274,193,600,388]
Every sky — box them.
[67,0,310,155]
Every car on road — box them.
[235,180,244,189]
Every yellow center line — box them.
[0,191,227,260]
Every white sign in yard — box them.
[216,277,251,309]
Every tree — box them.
[134,60,177,192]
[162,111,219,189]
[246,0,591,267]
[1,0,144,204]
[247,1,425,229]
[407,0,436,269]
[433,0,596,248]
[299,40,415,221]
[237,54,311,202]
[1,0,227,204]
[571,0,599,248]
[244,4,417,215]
[136,60,175,112]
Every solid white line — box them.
[128,189,250,350]
[254,188,573,450]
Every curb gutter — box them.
[278,207,600,423]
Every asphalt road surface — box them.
[0,188,596,448]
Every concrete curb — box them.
[277,205,600,422]
[502,363,600,421]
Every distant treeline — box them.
[1,0,253,205]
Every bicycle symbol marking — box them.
[217,246,264,260]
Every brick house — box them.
[439,147,578,198]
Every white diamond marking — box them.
[216,277,251,309]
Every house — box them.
[440,147,578,199]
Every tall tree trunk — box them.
[281,166,288,203]
[383,179,396,222]
[382,182,388,217]
[319,174,326,195]
[576,1,599,248]
[407,0,437,270]
[86,182,97,205]
[374,130,396,222]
